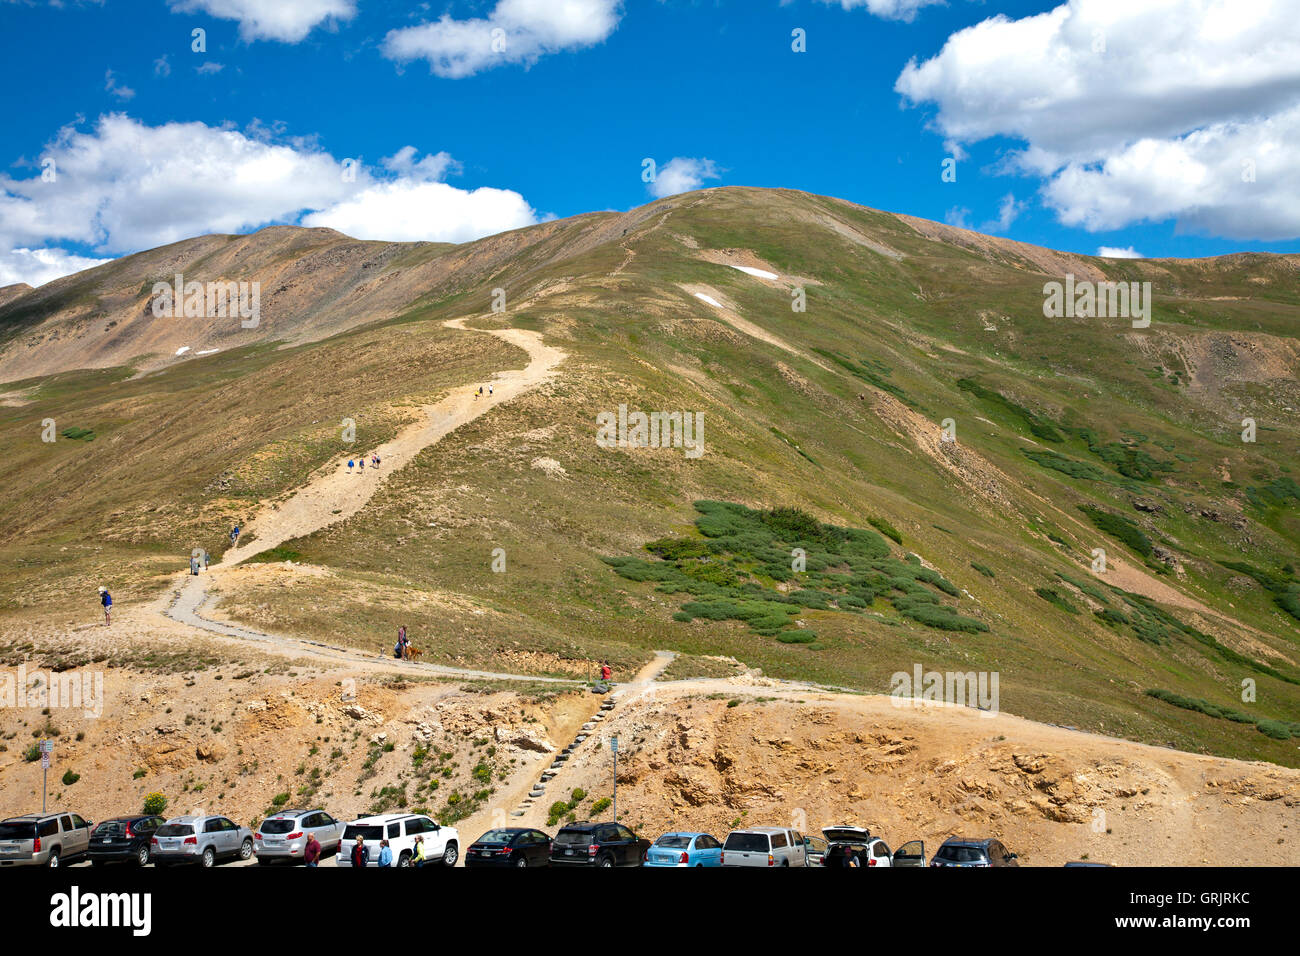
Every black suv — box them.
[89,815,167,867]
[929,837,1018,867]
[549,821,650,868]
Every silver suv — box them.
[0,812,93,867]
[720,827,808,867]
[151,815,253,867]
[254,809,344,864]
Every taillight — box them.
[183,836,197,845]
[768,853,775,866]
[720,851,725,864]
[588,844,599,856]
[124,824,134,839]
[151,837,159,846]
[868,857,877,866]
[679,851,688,864]
[254,833,263,840]
[287,832,303,841]
[32,837,41,854]
[498,847,512,855]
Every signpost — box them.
[39,740,52,812]
[610,735,618,824]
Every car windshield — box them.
[260,819,298,834]
[937,845,985,863]
[655,835,692,848]
[724,833,769,853]
[0,822,35,839]
[554,829,593,847]
[155,824,194,837]
[342,825,385,842]
[477,830,516,843]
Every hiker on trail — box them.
[600,661,612,683]
[412,835,426,868]
[377,839,393,867]
[304,833,321,868]
[351,835,368,868]
[348,458,354,473]
[190,555,200,575]
[98,587,112,625]
[371,453,378,468]
[394,630,408,660]
[358,456,365,471]
[203,550,210,570]
[230,525,240,545]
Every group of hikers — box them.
[347,834,426,868]
[346,453,381,474]
[473,384,493,400]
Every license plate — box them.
[266,839,283,846]
[565,849,574,856]
[101,839,113,844]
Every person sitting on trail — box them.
[98,587,112,625]
[600,661,612,683]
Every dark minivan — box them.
[89,816,166,867]
[549,821,649,868]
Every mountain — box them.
[1,186,1298,766]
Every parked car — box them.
[720,827,808,867]
[1064,861,1112,867]
[0,812,93,868]
[151,815,253,867]
[820,826,926,868]
[801,834,828,867]
[549,821,650,867]
[929,837,1018,868]
[643,832,723,867]
[89,815,165,867]
[337,814,459,867]
[465,828,552,868]
[254,809,344,864]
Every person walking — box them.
[377,839,393,868]
[98,587,112,626]
[350,835,368,868]
[190,554,200,575]
[304,833,321,868]
[347,458,354,474]
[488,384,493,396]
[230,525,240,546]
[412,835,426,868]
[203,550,210,570]
[371,453,378,469]
[358,456,365,471]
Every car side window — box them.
[389,823,403,839]
[40,819,59,837]
[616,826,636,842]
[59,815,73,831]
[771,832,787,849]
[70,815,87,829]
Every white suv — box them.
[336,814,459,868]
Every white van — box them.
[720,826,808,867]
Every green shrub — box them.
[1078,505,1154,559]
[776,631,816,644]
[61,770,80,786]
[970,562,995,578]
[143,792,168,816]
[1034,587,1079,614]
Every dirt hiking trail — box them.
[217,318,565,569]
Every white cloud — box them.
[383,0,623,78]
[195,62,225,75]
[0,248,113,289]
[104,70,135,101]
[896,0,1300,238]
[818,0,946,23]
[1097,246,1144,258]
[154,55,171,77]
[648,157,721,198]
[944,206,972,229]
[981,192,1025,233]
[0,115,540,286]
[168,0,356,43]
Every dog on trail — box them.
[403,644,423,660]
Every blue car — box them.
[643,832,723,867]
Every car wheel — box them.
[442,842,458,867]
[137,845,151,867]
[598,855,614,868]
[515,855,527,868]
[397,852,411,868]
[238,838,253,861]
[201,847,216,868]
[46,850,60,869]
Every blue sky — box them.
[3,0,1299,286]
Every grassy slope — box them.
[2,186,1297,764]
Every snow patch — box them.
[694,292,722,309]
[175,346,190,355]
[730,265,778,279]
